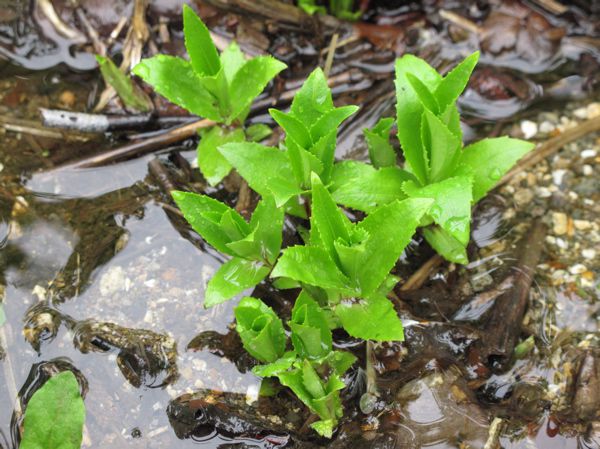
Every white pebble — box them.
[573,107,588,119]
[583,165,593,176]
[582,249,596,260]
[552,169,567,186]
[581,149,597,159]
[521,120,538,139]
[539,121,555,133]
[569,264,587,275]
[556,238,568,250]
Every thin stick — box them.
[530,0,568,15]
[439,9,482,34]
[51,118,215,170]
[400,254,443,291]
[0,287,22,420]
[484,417,504,449]
[323,33,339,78]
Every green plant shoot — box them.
[172,192,284,307]
[219,68,358,212]
[330,52,535,263]
[133,5,286,185]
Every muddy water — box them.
[0,1,599,449]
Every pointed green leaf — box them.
[334,293,404,341]
[287,139,324,187]
[441,103,462,141]
[172,191,247,255]
[422,225,468,264]
[220,41,245,83]
[183,4,220,76]
[354,198,432,296]
[457,137,535,202]
[205,258,269,307]
[219,142,303,206]
[422,109,461,182]
[252,351,297,377]
[365,117,396,168]
[330,161,414,213]
[290,68,334,128]
[270,109,312,149]
[407,73,439,114]
[309,105,358,142]
[310,172,351,259]
[228,56,287,122]
[247,195,284,264]
[235,296,286,362]
[310,419,335,439]
[271,246,350,290]
[197,126,245,186]
[245,123,272,142]
[20,371,85,449]
[290,291,332,359]
[309,129,337,182]
[96,55,152,112]
[403,176,473,246]
[133,55,222,120]
[395,54,442,184]
[435,51,479,112]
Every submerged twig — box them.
[323,33,339,78]
[39,108,191,133]
[480,220,546,366]
[49,119,215,170]
[400,254,444,291]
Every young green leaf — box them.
[205,258,270,307]
[422,225,469,265]
[289,291,332,359]
[235,297,286,363]
[394,55,442,184]
[197,126,245,186]
[287,139,325,187]
[182,4,221,76]
[353,197,433,296]
[365,117,396,168]
[219,142,303,206]
[252,351,297,377]
[270,109,312,149]
[330,161,413,213]
[220,41,246,83]
[403,176,473,246]
[406,73,439,114]
[133,56,222,121]
[334,294,404,341]
[172,191,247,255]
[457,137,535,202]
[20,371,85,449]
[421,109,461,183]
[271,246,350,290]
[96,55,152,112]
[309,129,337,182]
[435,51,479,112]
[290,68,334,128]
[309,105,358,142]
[228,56,287,122]
[245,123,272,142]
[309,172,351,260]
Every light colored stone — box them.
[552,212,568,235]
[583,164,593,176]
[587,102,600,119]
[569,264,587,275]
[582,249,596,260]
[552,169,567,186]
[573,107,588,119]
[581,149,597,159]
[574,220,592,231]
[539,121,555,133]
[99,266,126,296]
[514,189,534,206]
[520,120,538,139]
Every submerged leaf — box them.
[20,371,85,449]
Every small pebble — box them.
[587,102,600,118]
[521,120,538,139]
[582,249,596,260]
[514,189,534,206]
[539,121,555,133]
[573,107,588,119]
[574,219,592,231]
[552,212,568,235]
[580,149,597,159]
[582,165,593,176]
[58,90,76,108]
[569,264,587,275]
[552,169,567,186]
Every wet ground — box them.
[0,1,599,448]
